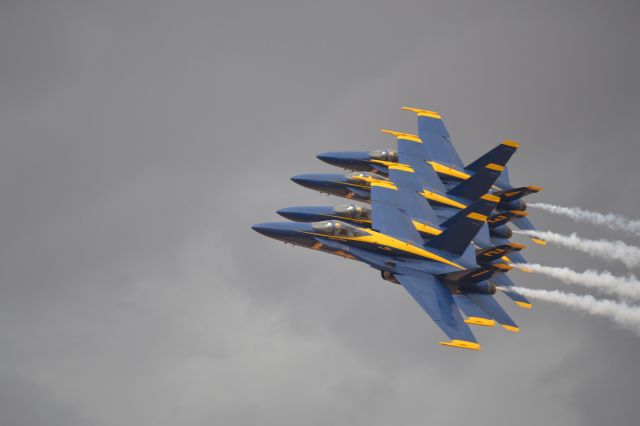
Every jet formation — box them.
[252,107,543,350]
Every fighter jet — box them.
[253,168,520,350]
[316,107,544,244]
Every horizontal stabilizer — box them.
[491,273,532,309]
[453,293,496,327]
[487,210,528,228]
[496,186,543,203]
[465,292,519,331]
[465,140,519,172]
[440,262,511,284]
[476,242,526,264]
[425,194,498,256]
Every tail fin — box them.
[424,194,498,256]
[381,129,447,193]
[465,140,519,172]
[475,242,526,264]
[487,210,528,228]
[496,186,543,204]
[447,162,507,201]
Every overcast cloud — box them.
[1,0,640,425]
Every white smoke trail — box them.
[530,203,640,237]
[515,229,640,269]
[513,263,640,301]
[512,286,640,335]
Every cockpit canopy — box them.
[345,171,389,185]
[369,148,398,162]
[311,220,369,237]
[334,204,371,220]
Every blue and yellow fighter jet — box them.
[254,169,519,350]
[316,107,544,245]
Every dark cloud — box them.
[1,0,640,425]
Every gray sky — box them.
[1,0,640,425]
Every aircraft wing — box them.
[370,181,424,244]
[402,107,465,168]
[395,273,480,350]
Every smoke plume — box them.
[515,229,640,269]
[513,263,640,301]
[530,203,640,237]
[511,286,640,335]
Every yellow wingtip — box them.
[515,301,533,309]
[518,266,534,273]
[401,106,442,119]
[527,185,544,192]
[501,324,520,333]
[439,340,481,351]
[464,317,497,327]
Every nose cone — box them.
[277,206,334,222]
[290,173,344,190]
[317,151,370,169]
[251,221,308,240]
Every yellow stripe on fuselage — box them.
[303,228,463,269]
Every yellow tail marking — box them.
[439,340,481,350]
[481,193,500,203]
[502,140,520,148]
[420,190,467,209]
[401,106,443,119]
[486,163,505,172]
[465,317,496,327]
[380,129,422,143]
[501,324,520,333]
[467,212,488,222]
[515,301,533,309]
[531,238,547,246]
[518,266,534,273]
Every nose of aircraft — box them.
[317,151,369,167]
[277,206,332,221]
[290,173,342,189]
